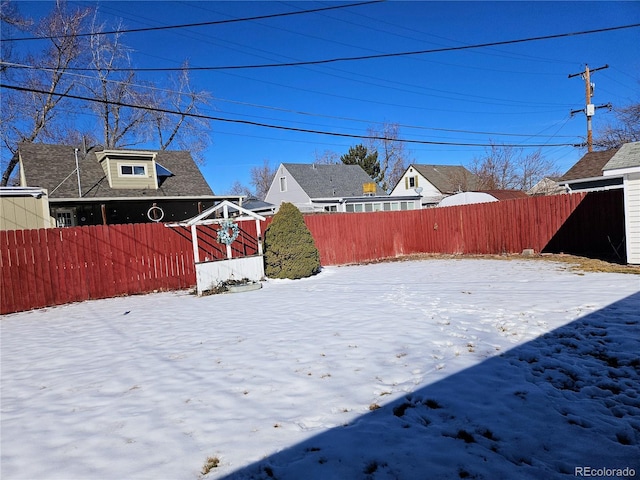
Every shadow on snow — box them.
[218,292,640,480]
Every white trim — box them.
[191,224,199,263]
[97,149,159,158]
[603,166,640,177]
[561,175,610,185]
[166,200,265,227]
[50,195,239,203]
[563,184,624,194]
[0,187,47,198]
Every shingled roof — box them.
[602,142,640,171]
[411,164,480,193]
[481,190,528,200]
[282,163,385,198]
[559,148,619,182]
[17,143,214,198]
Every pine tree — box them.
[340,144,380,181]
[263,203,321,279]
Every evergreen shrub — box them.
[263,202,321,279]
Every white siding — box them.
[195,256,264,295]
[390,167,440,198]
[624,173,640,264]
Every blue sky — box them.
[8,1,640,194]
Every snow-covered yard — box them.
[1,258,639,480]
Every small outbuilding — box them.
[559,142,640,264]
[0,187,54,230]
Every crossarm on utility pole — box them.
[568,64,609,152]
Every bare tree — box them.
[250,159,276,200]
[470,142,557,191]
[227,180,253,197]
[313,149,339,164]
[519,149,560,191]
[85,18,151,149]
[366,123,411,192]
[445,167,478,193]
[1,0,32,74]
[85,18,212,159]
[1,3,214,185]
[594,102,640,150]
[1,1,92,185]
[471,143,519,190]
[149,62,212,164]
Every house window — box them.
[405,176,418,189]
[120,165,146,176]
[279,176,287,192]
[55,210,75,227]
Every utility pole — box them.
[569,64,611,152]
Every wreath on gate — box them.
[216,219,240,245]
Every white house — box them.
[264,163,420,213]
[390,164,480,207]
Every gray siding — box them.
[264,165,311,210]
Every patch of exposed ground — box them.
[361,253,640,275]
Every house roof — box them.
[481,190,528,200]
[17,143,214,199]
[527,177,565,196]
[242,197,275,211]
[410,164,480,193]
[602,142,640,171]
[559,148,619,182]
[282,163,385,198]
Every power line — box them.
[54,23,640,72]
[213,96,580,138]
[2,59,577,111]
[4,1,383,42]
[0,83,583,148]
[0,60,579,134]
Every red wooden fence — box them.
[1,191,608,315]
[301,192,589,266]
[1,223,191,314]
